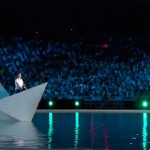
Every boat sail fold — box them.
[0,82,47,121]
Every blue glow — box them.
[48,101,53,106]
[75,101,80,106]
[48,112,53,149]
[74,112,80,149]
[142,113,148,150]
[142,101,148,107]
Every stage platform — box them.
[36,109,150,113]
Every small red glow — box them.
[103,44,109,49]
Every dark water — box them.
[0,111,150,150]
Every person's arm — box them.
[22,80,27,89]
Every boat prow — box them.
[0,83,9,99]
[0,82,48,121]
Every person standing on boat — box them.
[15,72,27,93]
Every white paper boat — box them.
[0,82,47,121]
[0,83,9,99]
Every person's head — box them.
[17,73,22,79]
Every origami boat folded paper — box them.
[0,83,9,99]
[0,82,47,121]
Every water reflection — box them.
[0,122,46,149]
[32,112,150,149]
[90,114,95,148]
[48,112,54,149]
[104,128,109,150]
[143,113,148,150]
[74,112,79,149]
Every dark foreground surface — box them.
[0,110,150,150]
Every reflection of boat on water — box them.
[0,122,46,149]
[0,82,47,121]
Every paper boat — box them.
[0,83,9,99]
[0,82,47,121]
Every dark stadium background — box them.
[0,0,150,40]
[0,0,150,109]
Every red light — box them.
[103,44,109,49]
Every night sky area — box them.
[0,0,150,40]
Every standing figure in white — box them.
[15,72,27,93]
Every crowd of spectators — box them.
[0,35,150,101]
